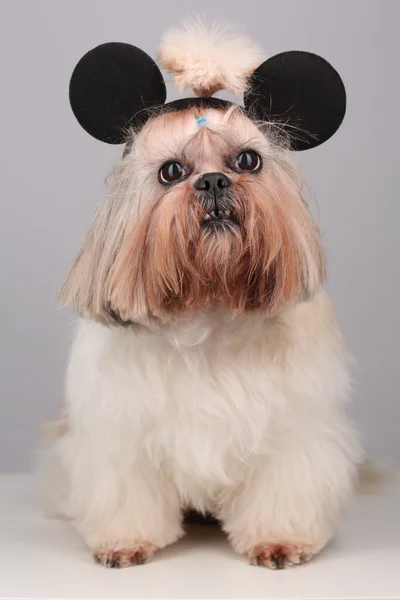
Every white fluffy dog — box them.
[41,20,363,569]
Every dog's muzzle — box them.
[195,172,236,225]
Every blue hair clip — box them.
[197,115,207,127]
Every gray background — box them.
[0,0,399,472]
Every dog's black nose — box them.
[195,172,231,195]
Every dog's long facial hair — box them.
[59,106,325,325]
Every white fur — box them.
[159,17,264,96]
[43,290,362,556]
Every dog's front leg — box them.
[220,412,361,569]
[59,432,183,568]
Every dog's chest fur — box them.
[72,318,282,463]
[67,294,335,510]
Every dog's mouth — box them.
[202,209,238,227]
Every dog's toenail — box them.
[272,552,286,569]
[135,553,146,565]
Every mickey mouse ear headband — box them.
[69,20,346,151]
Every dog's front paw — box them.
[93,542,156,568]
[249,542,319,569]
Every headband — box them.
[69,21,346,151]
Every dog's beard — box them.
[109,168,325,322]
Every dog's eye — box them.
[235,151,262,172]
[159,161,185,184]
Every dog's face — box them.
[60,106,325,325]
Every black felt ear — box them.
[69,42,166,144]
[244,51,346,151]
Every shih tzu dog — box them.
[41,19,363,569]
